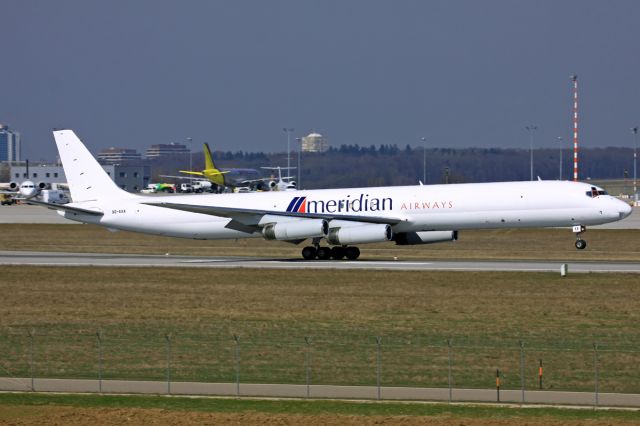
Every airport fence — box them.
[1,329,640,397]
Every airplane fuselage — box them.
[59,180,631,240]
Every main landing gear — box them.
[573,225,587,250]
[301,244,361,260]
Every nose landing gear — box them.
[573,225,587,250]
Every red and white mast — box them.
[571,75,579,181]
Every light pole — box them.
[186,137,193,183]
[525,125,537,181]
[632,127,638,204]
[557,136,563,180]
[421,137,427,184]
[296,137,302,189]
[283,127,294,179]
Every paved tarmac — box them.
[1,250,639,273]
[1,204,639,228]
[1,377,638,407]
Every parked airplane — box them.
[0,180,47,199]
[30,130,632,260]
[1,181,69,204]
[260,166,297,191]
[164,142,263,191]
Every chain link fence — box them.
[2,329,640,399]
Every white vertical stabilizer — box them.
[53,129,135,202]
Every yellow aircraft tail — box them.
[203,143,216,171]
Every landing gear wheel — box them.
[302,246,317,260]
[316,247,331,260]
[345,246,361,260]
[330,246,346,260]
[575,239,587,250]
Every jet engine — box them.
[326,223,392,245]
[8,182,19,191]
[394,230,458,245]
[262,219,329,241]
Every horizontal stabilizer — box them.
[26,199,104,216]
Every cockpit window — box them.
[585,187,608,197]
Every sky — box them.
[2,0,640,161]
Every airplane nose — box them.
[619,199,633,219]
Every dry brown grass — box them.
[1,266,639,391]
[1,224,639,261]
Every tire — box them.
[575,239,587,250]
[345,246,361,260]
[330,246,346,260]
[301,246,317,260]
[316,247,331,260]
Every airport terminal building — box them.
[10,163,150,192]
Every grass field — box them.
[1,393,640,425]
[1,224,640,261]
[1,266,639,393]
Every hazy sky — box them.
[2,0,640,161]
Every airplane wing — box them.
[143,201,402,232]
[26,199,104,216]
[159,174,220,181]
[179,170,230,176]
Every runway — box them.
[1,250,639,273]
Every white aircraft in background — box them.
[0,180,46,199]
[261,166,297,191]
[1,180,69,203]
[29,130,632,260]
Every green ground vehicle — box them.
[0,194,16,205]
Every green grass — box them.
[0,393,639,422]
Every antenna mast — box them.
[571,75,579,181]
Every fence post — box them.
[28,329,35,392]
[304,336,311,399]
[538,359,543,390]
[593,343,599,408]
[520,340,525,403]
[165,334,172,395]
[233,334,240,397]
[375,336,382,401]
[447,338,452,403]
[496,369,501,402]
[96,330,103,393]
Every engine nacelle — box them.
[262,219,328,241]
[8,181,19,190]
[394,230,458,245]
[36,181,48,190]
[327,224,392,245]
[269,180,277,189]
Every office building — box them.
[97,147,142,164]
[0,124,21,162]
[145,143,189,159]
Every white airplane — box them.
[29,130,632,260]
[261,166,297,191]
[1,180,53,200]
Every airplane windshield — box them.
[585,187,608,197]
